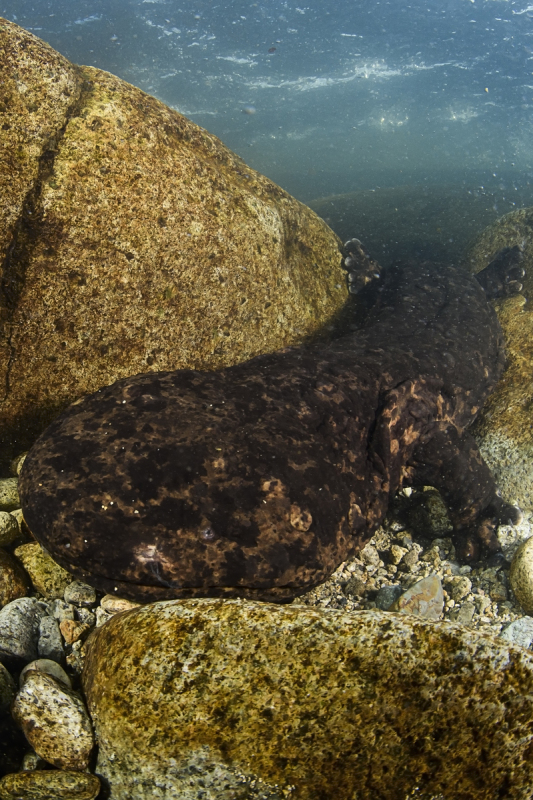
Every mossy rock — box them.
[465,208,533,512]
[0,18,347,462]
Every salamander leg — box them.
[343,238,383,295]
[407,426,522,561]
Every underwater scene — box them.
[2,1,533,798]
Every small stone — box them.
[20,659,71,689]
[76,608,96,627]
[14,543,72,598]
[474,594,491,614]
[0,549,30,608]
[0,662,16,713]
[375,585,403,611]
[20,750,48,771]
[500,617,533,649]
[488,581,508,603]
[38,616,64,662]
[9,452,27,477]
[449,602,475,625]
[403,548,419,568]
[49,598,75,622]
[100,594,142,614]
[0,770,100,800]
[0,479,19,512]
[12,672,94,770]
[360,544,380,567]
[66,640,87,675]
[8,509,26,535]
[64,580,97,607]
[510,537,533,614]
[0,597,48,665]
[449,576,472,601]
[0,513,20,547]
[343,576,367,597]
[390,574,444,620]
[59,619,91,645]
[389,545,407,565]
[95,607,112,628]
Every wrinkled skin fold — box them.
[19,243,523,602]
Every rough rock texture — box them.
[13,543,72,599]
[20,250,521,602]
[0,770,100,800]
[0,548,30,608]
[12,671,94,770]
[465,208,533,513]
[82,598,533,800]
[0,18,347,462]
[510,536,533,614]
[0,597,47,665]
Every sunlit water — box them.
[4,0,533,256]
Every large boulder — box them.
[82,598,533,800]
[0,18,346,461]
[465,208,533,516]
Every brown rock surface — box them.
[465,208,533,512]
[0,18,347,461]
[82,598,533,800]
[0,770,100,800]
[0,548,30,608]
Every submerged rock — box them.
[12,671,94,770]
[0,770,100,800]
[466,208,533,515]
[0,17,346,462]
[82,598,533,800]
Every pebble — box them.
[449,602,476,625]
[0,513,20,547]
[500,617,533,648]
[38,615,64,662]
[448,575,472,601]
[0,549,30,608]
[360,543,380,567]
[0,661,16,712]
[49,598,75,622]
[100,594,141,614]
[0,479,19,511]
[20,658,71,689]
[59,619,91,645]
[510,537,533,614]
[9,452,27,477]
[0,770,100,800]
[64,580,97,607]
[0,597,48,665]
[14,543,72,599]
[390,574,444,620]
[12,672,94,770]
[375,584,403,610]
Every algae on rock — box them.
[465,207,533,513]
[83,598,533,800]
[0,18,347,461]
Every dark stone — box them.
[375,585,403,611]
[18,244,521,602]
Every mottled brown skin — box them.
[19,245,522,602]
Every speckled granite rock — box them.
[0,18,346,463]
[14,543,74,599]
[510,536,533,614]
[0,770,100,800]
[12,671,94,770]
[82,598,533,800]
[465,208,533,515]
[0,597,47,665]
